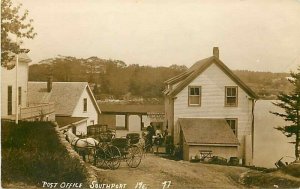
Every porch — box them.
[2,102,55,121]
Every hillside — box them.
[29,56,293,101]
[1,121,88,187]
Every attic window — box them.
[225,86,238,107]
[188,86,201,106]
[83,98,87,112]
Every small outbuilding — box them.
[177,118,239,161]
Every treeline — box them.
[29,56,187,100]
[233,70,292,99]
[29,56,293,101]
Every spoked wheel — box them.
[106,145,121,170]
[126,145,143,168]
[87,147,97,164]
[94,147,106,168]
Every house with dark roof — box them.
[164,47,258,165]
[1,54,55,121]
[28,80,101,135]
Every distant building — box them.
[1,54,55,121]
[28,81,101,135]
[99,103,164,134]
[164,47,258,165]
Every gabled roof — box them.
[28,82,101,116]
[178,118,239,146]
[165,56,258,99]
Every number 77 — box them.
[162,181,171,189]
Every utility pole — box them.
[15,36,19,124]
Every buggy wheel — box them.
[87,147,96,164]
[106,145,121,170]
[126,145,142,168]
[144,143,153,154]
[94,147,106,168]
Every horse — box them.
[63,130,99,163]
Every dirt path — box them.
[92,154,249,189]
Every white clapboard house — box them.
[164,47,258,165]
[28,80,101,135]
[1,54,55,121]
[1,53,101,135]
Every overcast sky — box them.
[16,0,300,72]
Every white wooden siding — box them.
[173,62,253,158]
[1,62,28,117]
[72,87,98,131]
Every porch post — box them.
[125,114,129,130]
[139,114,143,131]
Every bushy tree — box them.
[1,0,36,67]
[271,67,300,160]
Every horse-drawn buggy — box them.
[65,124,143,170]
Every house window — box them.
[90,120,94,125]
[18,87,22,105]
[83,98,87,112]
[116,115,126,130]
[188,86,201,106]
[226,119,237,136]
[8,86,12,115]
[225,86,238,106]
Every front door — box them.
[7,86,12,115]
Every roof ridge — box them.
[165,56,214,85]
[166,56,257,99]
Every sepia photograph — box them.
[1,0,300,188]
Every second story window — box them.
[225,86,238,107]
[188,86,201,106]
[83,98,87,112]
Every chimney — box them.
[47,76,53,92]
[213,47,219,58]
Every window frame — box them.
[226,118,238,136]
[18,87,22,105]
[83,98,87,112]
[188,86,202,106]
[7,86,12,115]
[225,86,238,107]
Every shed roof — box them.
[56,116,88,128]
[28,82,101,116]
[165,56,257,99]
[178,118,239,146]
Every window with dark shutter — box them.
[83,98,87,112]
[18,87,22,105]
[8,86,12,115]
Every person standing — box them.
[146,122,155,147]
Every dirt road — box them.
[92,154,248,189]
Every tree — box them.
[271,67,300,160]
[1,0,37,67]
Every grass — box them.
[1,121,88,186]
[243,171,300,188]
[282,164,300,178]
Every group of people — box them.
[145,122,168,148]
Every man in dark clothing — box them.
[146,122,155,147]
